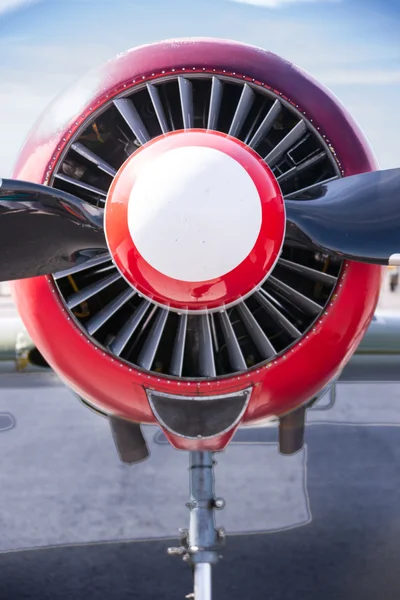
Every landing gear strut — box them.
[168,451,226,600]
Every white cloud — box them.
[228,0,338,7]
[316,69,400,86]
[0,0,39,16]
[0,41,112,177]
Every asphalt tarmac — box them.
[0,278,400,599]
[1,377,400,599]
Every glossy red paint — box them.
[105,129,285,312]
[11,38,382,451]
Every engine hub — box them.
[105,129,285,313]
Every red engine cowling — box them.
[11,38,381,451]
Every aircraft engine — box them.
[6,38,391,453]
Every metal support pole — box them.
[168,451,226,600]
[194,563,212,600]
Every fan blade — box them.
[0,178,106,281]
[285,168,400,266]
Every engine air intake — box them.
[52,72,342,379]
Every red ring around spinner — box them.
[105,129,285,312]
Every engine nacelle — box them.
[11,38,381,451]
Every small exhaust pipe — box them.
[109,416,150,464]
[278,405,307,455]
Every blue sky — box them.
[0,0,398,174]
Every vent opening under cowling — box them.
[52,73,342,380]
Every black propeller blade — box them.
[0,178,107,281]
[285,168,400,266]
[2,167,399,284]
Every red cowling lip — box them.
[11,39,381,451]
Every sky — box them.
[0,0,398,175]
